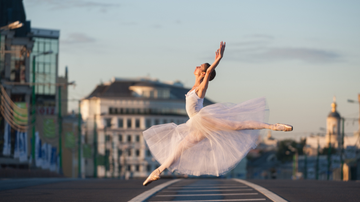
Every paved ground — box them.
[0,178,163,202]
[146,179,274,202]
[248,179,360,202]
[0,178,359,202]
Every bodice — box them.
[185,89,204,118]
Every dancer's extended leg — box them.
[202,116,292,131]
[143,132,204,186]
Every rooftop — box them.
[84,77,214,105]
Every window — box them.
[104,118,112,127]
[136,150,140,157]
[147,150,151,157]
[146,119,151,128]
[118,118,123,128]
[147,164,151,171]
[127,165,131,171]
[118,134,122,142]
[136,135,140,142]
[118,150,122,156]
[105,149,110,157]
[135,119,140,128]
[127,118,132,128]
[163,119,167,124]
[127,135,132,142]
[105,135,111,141]
[128,150,132,156]
[154,119,160,125]
[136,165,140,171]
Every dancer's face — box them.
[194,64,206,78]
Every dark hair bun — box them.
[209,69,216,81]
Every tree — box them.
[276,139,305,163]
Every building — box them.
[325,97,342,148]
[1,0,34,170]
[81,77,214,178]
[304,97,360,180]
[0,0,70,177]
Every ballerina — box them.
[142,41,292,186]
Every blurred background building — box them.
[80,77,214,178]
[0,0,80,178]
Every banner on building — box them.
[35,132,42,167]
[34,131,58,171]
[37,106,56,115]
[13,131,28,162]
[2,122,11,156]
[82,144,92,158]
[13,102,28,125]
[65,132,76,148]
[49,147,58,172]
[44,118,56,138]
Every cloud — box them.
[259,47,340,63]
[228,47,341,63]
[121,21,138,26]
[244,34,275,40]
[151,24,162,29]
[27,0,120,12]
[226,35,341,63]
[61,33,95,44]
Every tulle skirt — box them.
[143,97,268,176]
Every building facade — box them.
[0,0,34,169]
[81,77,214,178]
[0,0,71,177]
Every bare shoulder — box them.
[195,86,207,98]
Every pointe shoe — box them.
[272,123,293,132]
[143,169,161,186]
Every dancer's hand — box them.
[215,41,226,61]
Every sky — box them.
[23,0,360,140]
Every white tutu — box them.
[143,97,268,176]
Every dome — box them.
[328,111,341,118]
[328,97,341,118]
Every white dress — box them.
[143,89,268,176]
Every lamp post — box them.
[0,21,23,30]
[93,114,98,178]
[104,123,109,179]
[78,100,82,178]
[288,145,298,179]
[103,120,115,178]
[31,50,53,168]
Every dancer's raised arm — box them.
[197,41,226,96]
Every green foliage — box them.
[276,139,306,163]
[319,146,337,155]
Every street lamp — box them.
[288,145,298,180]
[31,50,53,169]
[0,21,23,30]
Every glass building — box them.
[30,28,59,95]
